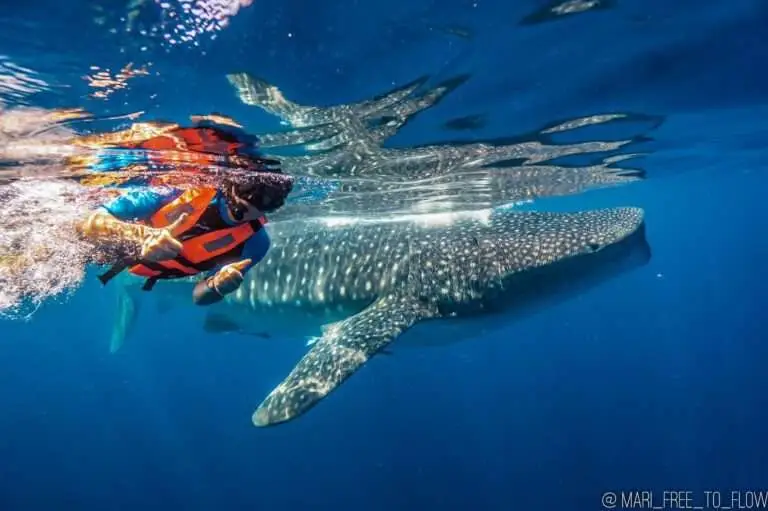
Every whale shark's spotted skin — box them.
[235,208,640,310]
[217,206,648,426]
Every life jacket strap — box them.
[98,256,196,289]
[98,261,132,285]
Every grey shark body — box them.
[115,206,651,426]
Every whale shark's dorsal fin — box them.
[252,293,438,426]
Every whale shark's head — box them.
[411,207,647,310]
[484,206,645,268]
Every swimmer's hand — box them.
[140,213,187,262]
[210,259,251,295]
[76,211,187,261]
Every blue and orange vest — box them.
[99,187,267,291]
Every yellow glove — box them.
[77,211,188,262]
[140,213,187,262]
[210,259,252,296]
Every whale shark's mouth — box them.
[510,210,650,298]
[517,217,650,301]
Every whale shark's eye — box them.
[588,243,601,252]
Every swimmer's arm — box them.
[192,277,229,306]
[76,188,181,251]
[192,265,254,306]
[192,229,270,306]
[75,210,149,255]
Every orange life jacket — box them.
[98,186,267,291]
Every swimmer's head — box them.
[223,170,294,221]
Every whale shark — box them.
[111,205,651,426]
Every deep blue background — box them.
[1,0,767,509]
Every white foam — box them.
[0,179,107,319]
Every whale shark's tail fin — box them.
[110,276,140,353]
[251,293,437,427]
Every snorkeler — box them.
[65,115,292,305]
[76,170,294,305]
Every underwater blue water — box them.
[1,0,768,509]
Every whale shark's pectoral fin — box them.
[252,293,437,427]
[109,279,140,354]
